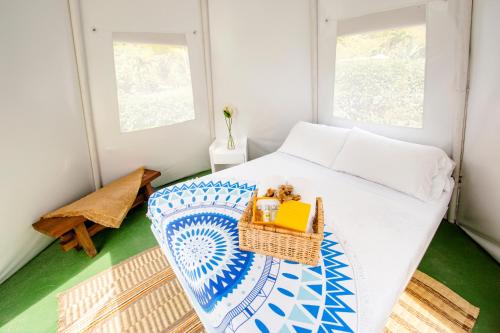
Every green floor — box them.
[1,172,499,332]
[418,222,500,332]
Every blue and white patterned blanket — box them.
[147,180,357,333]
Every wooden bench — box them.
[32,169,161,257]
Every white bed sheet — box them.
[197,152,453,333]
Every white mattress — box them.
[198,152,453,332]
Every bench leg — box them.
[144,182,154,197]
[73,223,97,257]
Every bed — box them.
[148,124,454,332]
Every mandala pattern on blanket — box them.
[165,212,254,312]
[148,179,357,332]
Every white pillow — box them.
[278,122,350,167]
[332,128,455,201]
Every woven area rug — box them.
[58,247,479,333]
[385,270,480,333]
[57,247,204,333]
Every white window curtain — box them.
[318,0,471,156]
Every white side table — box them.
[209,137,248,172]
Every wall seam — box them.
[448,0,474,223]
[67,0,102,189]
[310,0,319,123]
[200,0,216,141]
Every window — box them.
[112,34,195,133]
[333,24,426,128]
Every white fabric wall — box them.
[208,0,314,159]
[0,0,94,283]
[457,0,500,262]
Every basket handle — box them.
[314,197,324,235]
[240,191,256,224]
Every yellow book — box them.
[274,201,311,232]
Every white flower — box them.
[223,106,234,119]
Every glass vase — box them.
[227,131,235,150]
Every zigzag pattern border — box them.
[318,231,355,333]
[150,180,257,200]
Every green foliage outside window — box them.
[334,25,426,128]
[113,41,195,133]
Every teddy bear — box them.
[265,184,301,203]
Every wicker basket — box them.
[238,192,324,266]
